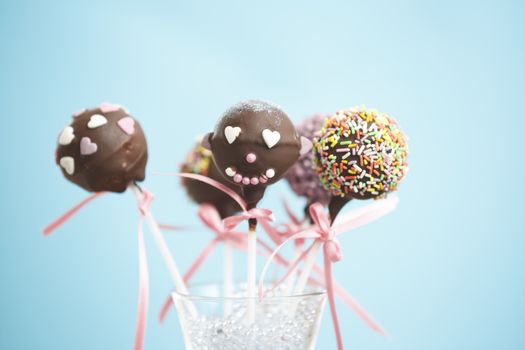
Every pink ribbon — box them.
[42,192,106,235]
[174,173,247,210]
[313,264,387,337]
[223,208,275,230]
[159,171,392,345]
[43,189,158,350]
[258,202,394,336]
[259,197,399,350]
[165,173,275,227]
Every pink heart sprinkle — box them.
[99,102,121,113]
[80,137,98,155]
[118,117,135,135]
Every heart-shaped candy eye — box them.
[262,129,280,148]
[224,126,241,144]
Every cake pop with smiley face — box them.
[204,100,312,208]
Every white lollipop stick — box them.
[223,240,234,315]
[246,226,257,323]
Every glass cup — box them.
[172,282,327,350]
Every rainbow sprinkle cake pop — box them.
[313,106,408,221]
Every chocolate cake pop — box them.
[203,99,312,321]
[204,99,311,208]
[285,113,331,209]
[181,139,242,218]
[51,103,195,349]
[313,107,408,221]
[55,103,148,193]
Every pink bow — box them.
[223,207,275,230]
[174,173,276,231]
[309,203,342,263]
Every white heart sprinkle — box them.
[58,126,75,145]
[59,156,75,175]
[262,129,280,148]
[265,168,275,178]
[224,126,241,144]
[225,167,236,177]
[87,114,108,129]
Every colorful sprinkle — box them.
[313,107,408,199]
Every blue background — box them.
[1,0,524,349]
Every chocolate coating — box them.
[208,100,301,207]
[180,141,242,218]
[55,103,148,193]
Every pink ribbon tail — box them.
[158,224,188,231]
[183,238,220,283]
[333,280,387,337]
[159,295,173,324]
[282,198,302,226]
[258,218,283,246]
[43,192,105,235]
[310,262,387,336]
[134,217,149,350]
[324,247,344,350]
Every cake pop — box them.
[204,99,312,208]
[50,102,193,350]
[203,99,311,321]
[313,106,408,221]
[56,103,147,192]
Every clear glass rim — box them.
[172,281,326,302]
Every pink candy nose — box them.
[246,153,256,163]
